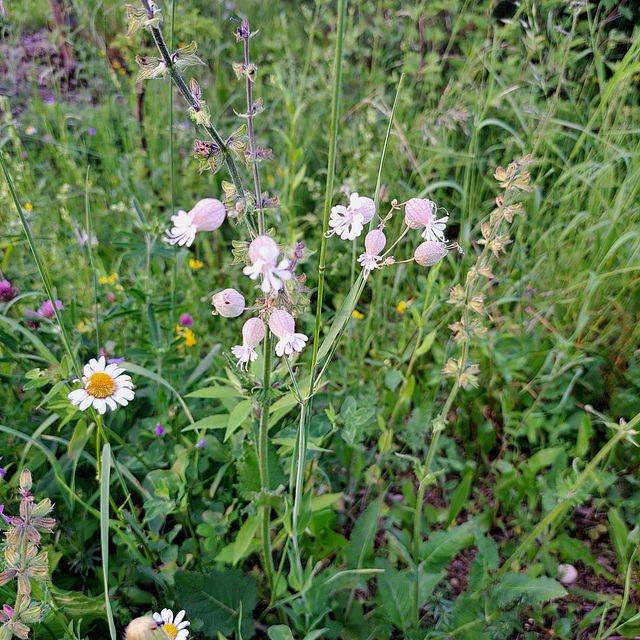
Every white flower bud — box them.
[242,318,266,347]
[405,198,436,229]
[268,309,295,338]
[190,198,226,231]
[557,564,578,585]
[414,241,448,267]
[212,288,245,317]
[248,235,279,265]
[364,229,386,256]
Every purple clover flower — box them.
[155,424,164,437]
[38,299,64,319]
[0,280,19,302]
[178,313,194,327]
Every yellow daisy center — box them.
[86,372,116,398]
[162,623,179,639]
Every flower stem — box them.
[259,331,275,589]
[240,19,265,235]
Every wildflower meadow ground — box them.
[0,1,639,639]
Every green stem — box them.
[413,478,427,630]
[0,151,81,379]
[240,19,265,235]
[259,331,275,589]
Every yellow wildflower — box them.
[99,276,108,284]
[397,301,407,315]
[184,329,197,347]
[189,258,204,269]
[352,310,364,320]
[25,203,33,211]
[108,273,117,285]
[112,61,121,70]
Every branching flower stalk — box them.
[425,154,533,476]
[0,470,54,640]
[130,1,256,237]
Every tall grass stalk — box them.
[290,0,347,585]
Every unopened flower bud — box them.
[20,469,32,492]
[242,318,266,348]
[125,616,165,640]
[414,241,448,267]
[212,289,245,318]
[364,229,386,256]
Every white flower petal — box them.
[93,398,107,415]
[173,610,186,627]
[68,389,89,405]
[79,395,94,411]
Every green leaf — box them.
[414,329,437,358]
[608,508,630,566]
[186,386,245,399]
[493,574,567,609]
[375,561,412,631]
[174,569,257,639]
[445,472,474,528]
[225,399,253,441]
[181,414,229,432]
[267,626,295,640]
[346,498,381,569]
[420,521,474,572]
[384,370,403,392]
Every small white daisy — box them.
[67,356,134,415]
[152,608,190,640]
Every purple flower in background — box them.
[155,424,164,437]
[22,151,28,159]
[25,311,40,329]
[0,457,6,476]
[89,127,96,136]
[178,313,193,327]
[0,506,10,524]
[181,121,190,129]
[47,97,56,104]
[196,439,206,449]
[108,357,126,364]
[38,299,64,319]
[0,280,19,302]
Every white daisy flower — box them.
[152,608,190,640]
[269,309,308,359]
[67,356,134,415]
[164,198,226,247]
[404,197,448,242]
[242,235,292,294]
[327,192,376,241]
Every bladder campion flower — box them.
[231,317,266,370]
[67,356,134,414]
[152,608,191,640]
[269,309,308,359]
[414,241,463,267]
[357,229,386,279]
[404,197,449,242]
[243,235,292,294]
[164,198,226,247]
[327,192,375,241]
[212,288,245,318]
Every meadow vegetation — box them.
[0,1,639,639]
